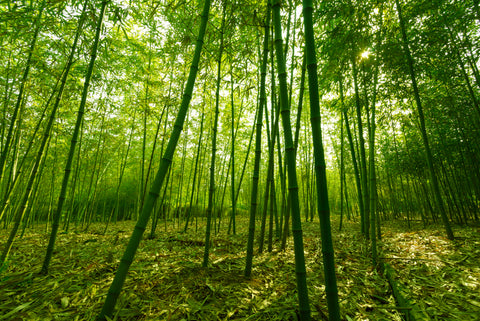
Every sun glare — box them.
[361,50,371,59]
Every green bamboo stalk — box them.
[21,133,52,237]
[203,1,226,267]
[268,178,276,252]
[0,2,44,194]
[97,0,212,317]
[234,106,257,206]
[64,119,83,232]
[0,75,61,222]
[259,58,278,254]
[184,112,204,232]
[142,93,169,211]
[41,0,106,274]
[340,78,363,229]
[273,0,311,319]
[395,0,454,240]
[281,54,306,250]
[369,64,379,265]
[230,74,236,235]
[303,0,341,318]
[104,110,136,232]
[369,4,383,266]
[1,55,11,157]
[339,110,345,231]
[150,103,171,237]
[0,0,86,270]
[352,56,369,236]
[244,2,270,278]
[140,58,151,208]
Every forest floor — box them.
[0,216,479,320]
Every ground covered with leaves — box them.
[0,216,479,320]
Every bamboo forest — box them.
[1,0,479,320]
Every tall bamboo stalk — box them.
[244,2,270,278]
[41,0,106,274]
[203,1,226,267]
[303,0,340,318]
[272,0,311,318]
[395,0,454,240]
[97,0,212,317]
[0,2,44,195]
[0,0,87,270]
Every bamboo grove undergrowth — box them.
[1,0,480,319]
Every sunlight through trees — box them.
[1,0,479,319]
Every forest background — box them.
[0,0,479,320]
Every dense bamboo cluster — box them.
[1,0,479,319]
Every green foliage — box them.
[1,0,479,316]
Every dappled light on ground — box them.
[0,217,478,320]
